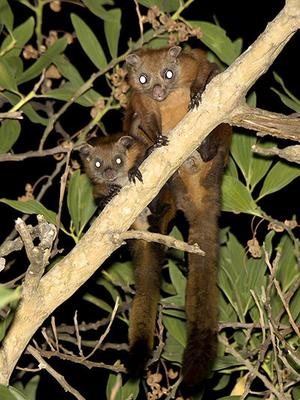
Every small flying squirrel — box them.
[79,116,146,208]
[79,117,177,376]
[124,45,232,389]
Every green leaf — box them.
[272,72,300,110]
[218,291,237,323]
[0,311,14,342]
[104,9,121,59]
[224,156,238,179]
[161,305,185,318]
[97,277,119,302]
[0,59,18,92]
[212,354,244,371]
[3,56,23,80]
[0,286,21,309]
[230,131,255,186]
[71,14,107,70]
[67,170,81,233]
[138,0,180,12]
[290,287,300,321]
[0,385,17,400]
[2,92,48,126]
[17,37,68,85]
[168,260,186,297]
[106,373,120,400]
[103,261,135,288]
[82,0,111,19]
[121,378,140,400]
[0,120,21,153]
[67,171,97,235]
[271,87,300,113]
[231,128,275,192]
[258,161,300,200]
[167,226,185,260]
[106,374,139,400]
[248,146,273,191]
[190,21,239,65]
[213,374,231,391]
[53,54,84,86]
[163,315,186,347]
[8,387,29,400]
[0,199,58,227]
[83,293,113,313]
[1,17,35,58]
[232,38,243,56]
[221,176,260,216]
[0,0,13,32]
[276,235,299,292]
[23,376,40,400]
[219,236,245,319]
[43,82,101,107]
[162,334,184,363]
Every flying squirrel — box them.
[123,45,232,388]
[79,116,177,376]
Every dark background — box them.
[1,0,299,398]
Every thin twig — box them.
[34,347,126,373]
[27,345,86,400]
[218,335,287,400]
[0,111,23,120]
[112,230,205,255]
[134,0,144,44]
[0,144,72,162]
[82,297,120,360]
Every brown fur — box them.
[128,185,176,375]
[80,128,177,376]
[124,46,232,387]
[79,128,147,206]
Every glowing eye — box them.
[95,160,101,168]
[115,157,122,165]
[139,74,147,84]
[165,69,173,79]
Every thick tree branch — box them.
[0,0,299,385]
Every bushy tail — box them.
[127,240,163,376]
[180,124,231,388]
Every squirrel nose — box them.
[104,168,117,181]
[152,84,166,101]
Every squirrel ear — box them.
[126,53,141,68]
[168,46,182,60]
[78,144,93,158]
[118,135,135,149]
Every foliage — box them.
[0,0,299,399]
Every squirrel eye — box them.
[115,157,122,165]
[165,69,173,79]
[139,74,147,84]
[95,160,101,168]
